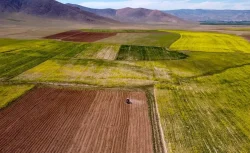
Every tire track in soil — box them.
[0,88,153,153]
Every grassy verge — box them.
[145,87,166,153]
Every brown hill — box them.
[116,7,183,23]
[0,0,118,24]
[68,4,185,24]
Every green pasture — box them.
[156,64,250,153]
[0,85,34,109]
[97,32,180,47]
[117,45,187,61]
[169,31,250,53]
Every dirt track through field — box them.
[0,87,153,153]
[45,31,117,42]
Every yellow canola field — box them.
[169,31,250,53]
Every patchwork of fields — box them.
[1,29,250,153]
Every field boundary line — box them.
[186,62,250,80]
[153,87,168,153]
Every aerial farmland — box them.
[1,28,250,153]
[1,0,250,153]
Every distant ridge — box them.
[164,9,250,21]
[0,0,119,24]
[67,4,186,24]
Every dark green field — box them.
[117,45,187,61]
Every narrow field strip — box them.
[44,30,117,42]
[0,87,153,153]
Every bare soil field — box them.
[45,31,117,42]
[0,87,153,153]
[242,35,250,41]
[44,30,82,39]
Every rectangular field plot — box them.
[72,43,120,60]
[45,31,117,42]
[0,87,153,153]
[117,45,187,61]
[97,32,180,47]
[0,85,34,108]
[169,31,250,53]
[13,59,154,87]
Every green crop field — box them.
[117,45,187,61]
[0,39,86,80]
[0,85,34,108]
[156,65,250,152]
[98,32,180,47]
[169,31,250,53]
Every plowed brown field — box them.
[0,87,153,153]
[243,35,250,41]
[45,31,117,42]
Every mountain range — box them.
[165,9,250,21]
[0,0,118,24]
[67,4,185,24]
[1,0,249,25]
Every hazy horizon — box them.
[58,0,250,10]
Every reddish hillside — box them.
[68,4,185,24]
[116,7,184,23]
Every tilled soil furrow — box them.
[0,88,153,153]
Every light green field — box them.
[169,31,250,53]
[156,65,250,153]
[98,32,180,47]
[13,59,154,87]
[0,85,34,108]
[73,43,120,60]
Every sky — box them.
[57,0,250,10]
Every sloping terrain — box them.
[0,0,118,24]
[68,4,184,24]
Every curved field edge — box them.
[0,84,34,109]
[167,30,250,53]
